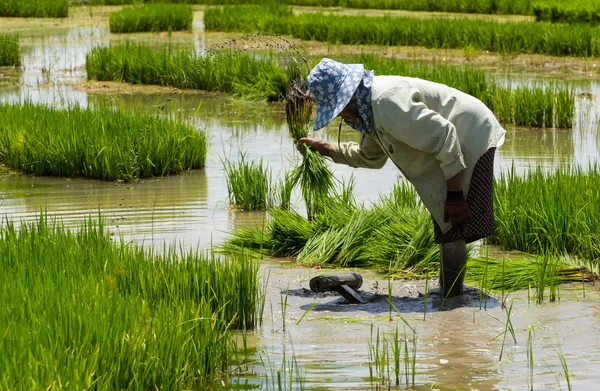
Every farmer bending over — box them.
[298,58,506,297]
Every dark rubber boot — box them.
[439,241,467,297]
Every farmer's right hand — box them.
[297,137,330,157]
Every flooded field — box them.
[1,6,600,390]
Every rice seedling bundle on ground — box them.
[225,181,440,275]
[0,0,68,17]
[223,153,272,211]
[0,102,207,181]
[205,5,600,57]
[0,214,260,389]
[0,33,20,66]
[465,256,593,294]
[86,43,288,100]
[491,165,600,263]
[109,3,193,33]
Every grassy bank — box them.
[0,102,207,181]
[86,44,288,101]
[205,5,600,57]
[491,165,600,262]
[86,45,575,128]
[0,215,260,389]
[0,0,68,17]
[0,33,20,66]
[109,4,193,33]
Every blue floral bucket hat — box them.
[307,58,365,131]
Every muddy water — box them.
[1,7,600,390]
[246,265,600,390]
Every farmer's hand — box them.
[444,190,472,233]
[297,137,330,157]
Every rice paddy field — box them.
[2,4,600,390]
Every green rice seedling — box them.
[0,0,68,17]
[205,5,600,57]
[109,4,193,33]
[259,348,306,391]
[391,325,401,386]
[274,170,296,210]
[492,299,517,362]
[368,324,390,387]
[0,102,206,181]
[403,325,418,388]
[0,214,260,389]
[557,350,573,391]
[223,153,272,211]
[527,324,536,391]
[388,277,393,321]
[0,33,20,66]
[86,44,288,100]
[280,285,289,332]
[296,301,317,325]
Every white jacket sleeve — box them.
[376,88,467,180]
[327,133,388,169]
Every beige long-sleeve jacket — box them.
[328,76,506,234]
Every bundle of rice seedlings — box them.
[285,67,312,143]
[291,147,335,221]
[464,256,595,293]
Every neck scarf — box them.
[344,69,374,134]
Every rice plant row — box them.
[205,5,600,58]
[0,0,68,17]
[490,165,600,262]
[533,5,600,24]
[85,44,575,128]
[0,102,207,181]
[0,33,20,66]
[0,214,260,389]
[81,0,600,19]
[109,3,193,33]
[86,44,288,101]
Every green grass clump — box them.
[205,5,600,57]
[109,4,193,33]
[491,165,600,263]
[86,43,288,100]
[0,0,68,17]
[223,154,271,211]
[0,33,20,66]
[0,102,207,181]
[0,214,260,389]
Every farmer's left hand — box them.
[444,192,472,233]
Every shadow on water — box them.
[290,286,500,315]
